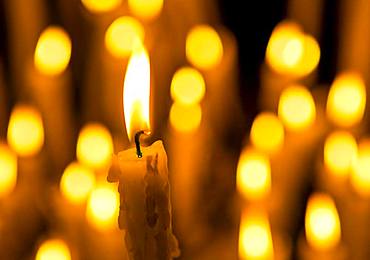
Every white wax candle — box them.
[109,140,179,260]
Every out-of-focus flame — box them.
[250,112,284,154]
[7,105,44,157]
[76,123,113,169]
[305,193,341,251]
[170,67,206,105]
[186,25,223,70]
[34,26,71,76]
[60,162,95,205]
[81,0,121,13]
[123,41,151,141]
[278,85,316,131]
[128,0,163,21]
[266,21,320,77]
[36,239,71,260]
[105,16,145,59]
[326,72,366,127]
[0,143,17,198]
[239,208,274,259]
[237,148,271,201]
[324,131,358,177]
[86,184,119,231]
[169,103,202,133]
[351,140,370,197]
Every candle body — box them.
[115,141,179,260]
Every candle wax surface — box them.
[109,140,179,260]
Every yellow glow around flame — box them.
[237,148,271,201]
[123,41,151,141]
[324,131,358,177]
[36,239,71,260]
[34,26,72,76]
[326,72,366,127]
[350,140,370,197]
[305,193,341,251]
[86,184,119,231]
[278,85,316,131]
[170,102,202,133]
[7,105,44,157]
[60,162,95,205]
[239,209,274,260]
[0,143,17,198]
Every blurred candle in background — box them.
[35,238,72,260]
[0,143,17,198]
[128,0,164,21]
[29,25,75,172]
[326,72,366,128]
[237,148,271,201]
[76,123,114,172]
[323,131,358,178]
[299,193,345,259]
[7,105,44,157]
[239,208,274,260]
[60,162,96,205]
[186,25,223,71]
[250,112,285,154]
[278,85,316,131]
[350,140,370,197]
[81,0,122,13]
[86,183,119,231]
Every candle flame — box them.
[123,40,151,141]
[305,193,341,251]
[239,208,274,259]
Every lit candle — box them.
[298,193,346,259]
[108,41,179,259]
[35,238,72,260]
[238,208,274,260]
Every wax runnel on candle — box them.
[109,141,180,260]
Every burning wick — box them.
[134,130,151,158]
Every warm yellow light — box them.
[326,72,366,127]
[250,112,284,154]
[239,209,274,260]
[76,123,113,169]
[128,0,163,21]
[36,239,71,260]
[305,193,341,251]
[186,25,223,70]
[350,141,370,197]
[60,162,95,205]
[170,67,206,105]
[169,103,202,133]
[123,41,151,141]
[266,21,320,77]
[81,0,122,13]
[34,26,71,76]
[278,85,316,131]
[7,105,44,157]
[105,16,145,59]
[86,184,119,231]
[237,148,271,201]
[324,131,357,177]
[0,144,17,198]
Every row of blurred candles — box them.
[1,0,369,259]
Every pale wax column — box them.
[109,141,179,260]
[27,66,75,172]
[337,0,370,82]
[268,88,328,234]
[4,0,46,95]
